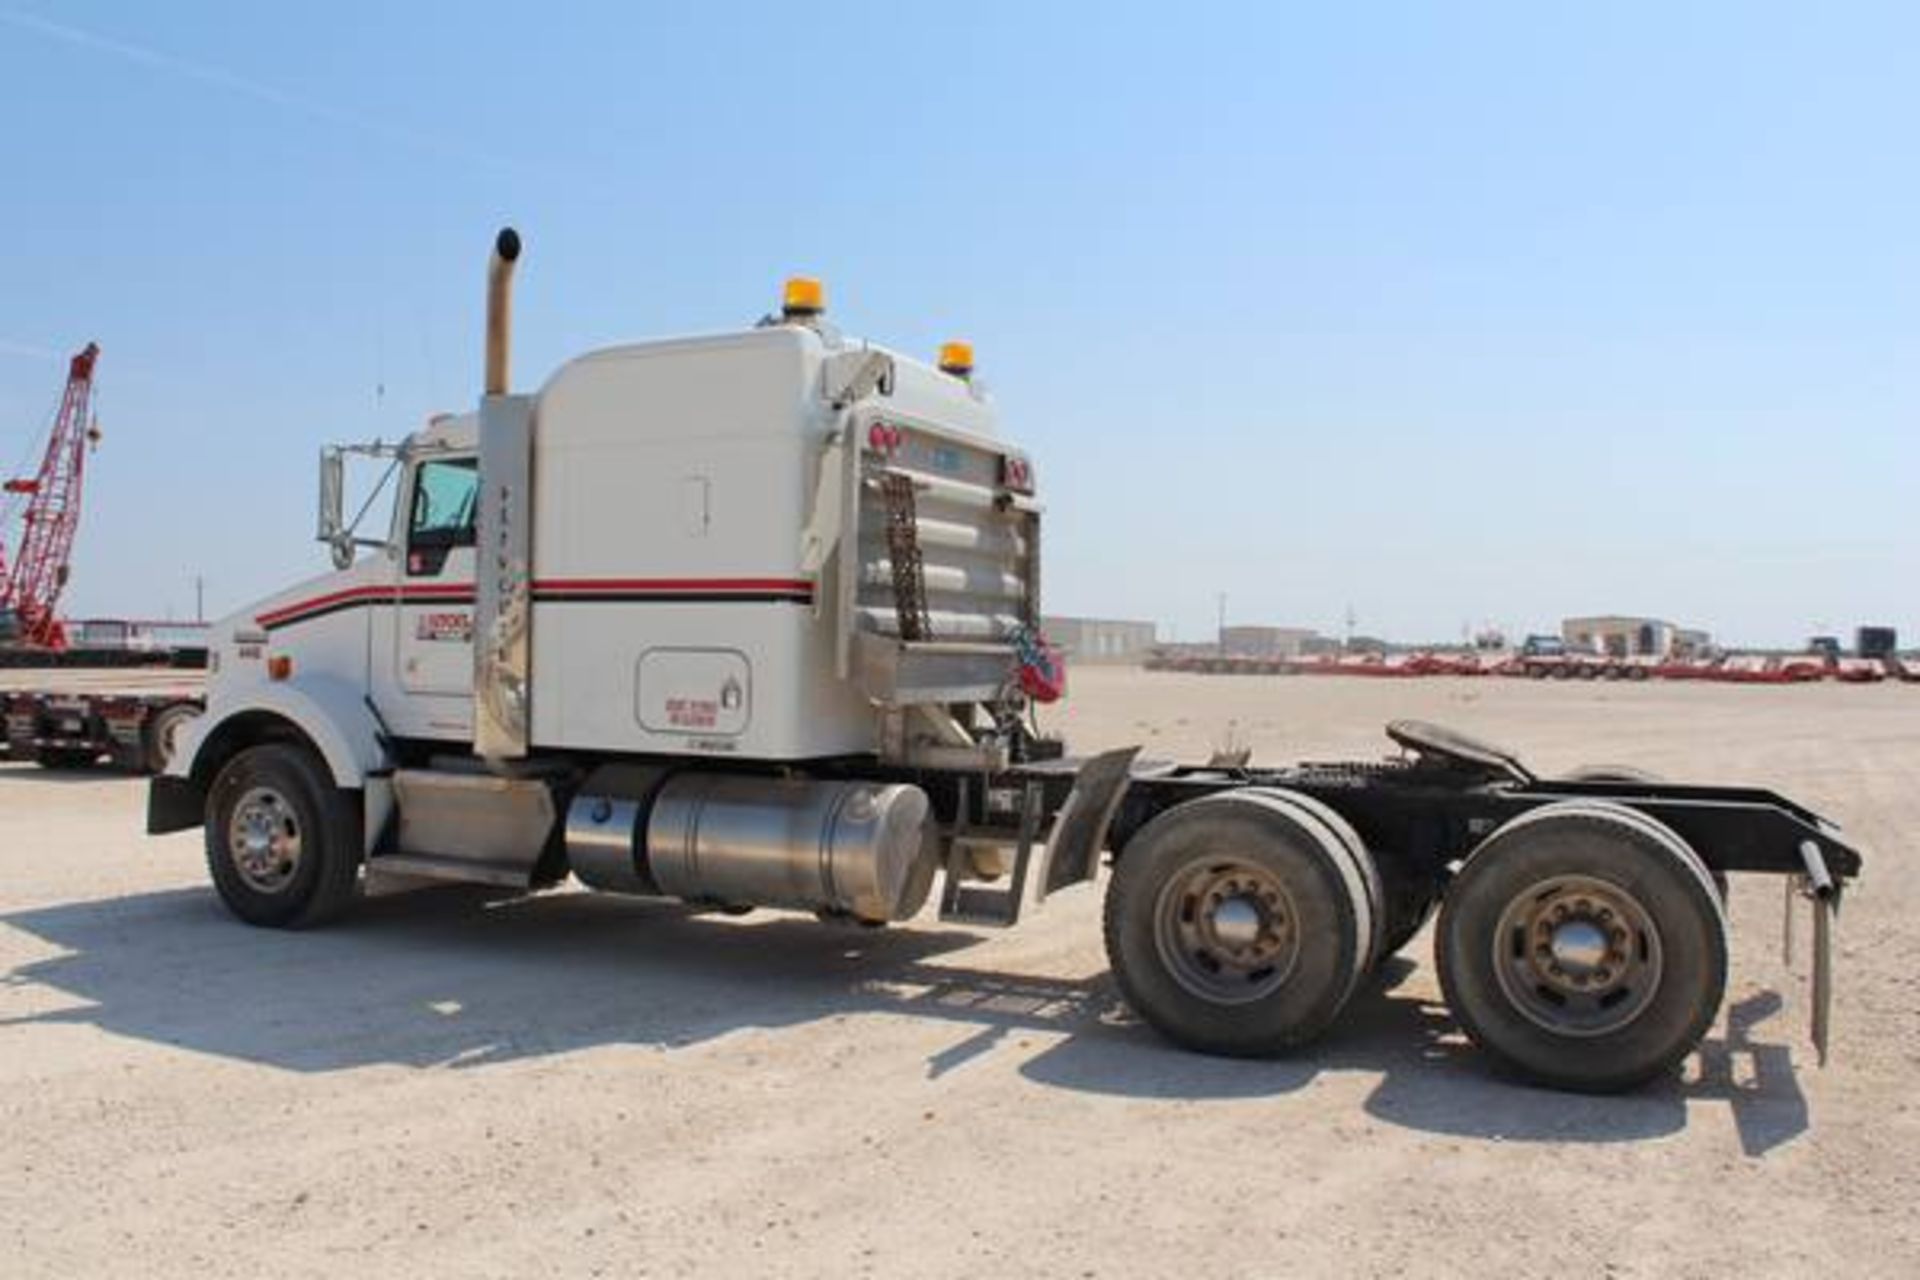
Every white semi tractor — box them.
[149,231,1859,1092]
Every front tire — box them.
[1104,792,1373,1056]
[1436,801,1727,1092]
[205,743,361,928]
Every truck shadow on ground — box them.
[1021,977,1807,1158]
[1,885,1808,1156]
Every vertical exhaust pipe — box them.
[475,226,533,760]
[484,227,522,396]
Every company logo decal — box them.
[414,611,474,643]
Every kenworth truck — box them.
[148,231,1860,1093]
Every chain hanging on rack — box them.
[878,471,933,642]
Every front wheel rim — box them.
[1153,857,1303,1004]
[1491,874,1663,1037]
[228,785,304,894]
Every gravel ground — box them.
[2,671,1915,1277]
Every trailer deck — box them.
[1,666,205,771]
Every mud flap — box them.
[146,773,205,835]
[1037,746,1141,899]
[1783,839,1838,1066]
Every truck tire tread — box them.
[1436,800,1728,1093]
[1104,792,1370,1056]
[205,743,361,929]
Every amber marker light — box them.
[938,340,975,378]
[782,276,825,318]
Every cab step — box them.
[366,851,532,889]
[937,781,1042,928]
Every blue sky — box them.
[0,2,1913,647]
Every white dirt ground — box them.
[2,670,1915,1278]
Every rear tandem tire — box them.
[1241,787,1385,969]
[205,743,362,928]
[1563,765,1730,901]
[1435,800,1728,1093]
[1103,791,1374,1056]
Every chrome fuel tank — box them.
[568,771,936,923]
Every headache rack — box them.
[805,398,1040,715]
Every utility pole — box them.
[1216,592,1227,654]
[194,575,204,623]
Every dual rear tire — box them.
[1103,789,1380,1056]
[1104,793,1728,1092]
[1435,801,1727,1092]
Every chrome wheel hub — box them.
[228,786,303,894]
[1211,895,1264,949]
[1547,919,1610,974]
[1493,874,1663,1036]
[1155,860,1302,1004]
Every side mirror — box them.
[318,447,344,542]
[317,447,355,568]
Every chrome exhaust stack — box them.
[484,227,521,396]
[475,227,534,760]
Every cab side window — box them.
[406,457,478,575]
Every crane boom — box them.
[1,342,101,650]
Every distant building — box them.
[1673,628,1713,658]
[1562,615,1707,659]
[1043,615,1157,664]
[1856,626,1898,659]
[1219,625,1320,658]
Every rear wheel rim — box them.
[228,785,303,894]
[1154,858,1302,1004]
[1491,873,1663,1037]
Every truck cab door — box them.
[386,455,478,739]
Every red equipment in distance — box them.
[1,342,102,650]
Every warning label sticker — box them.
[664,697,719,729]
[638,648,751,738]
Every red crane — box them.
[1,342,102,650]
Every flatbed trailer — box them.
[1,667,204,772]
[0,645,208,669]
